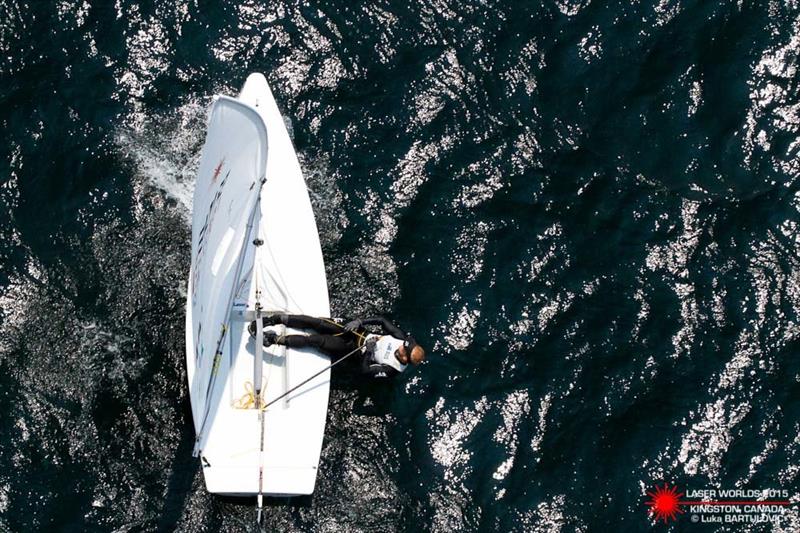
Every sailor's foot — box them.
[248,315,281,337]
[263,331,278,346]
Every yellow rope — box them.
[233,380,267,410]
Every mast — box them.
[252,194,266,521]
[252,196,264,408]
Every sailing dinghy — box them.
[185,73,330,499]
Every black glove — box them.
[344,319,362,332]
[364,336,377,356]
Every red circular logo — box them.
[646,483,684,523]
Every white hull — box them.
[185,74,330,496]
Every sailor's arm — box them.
[359,316,407,339]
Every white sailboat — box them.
[185,73,331,500]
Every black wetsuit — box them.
[258,314,409,378]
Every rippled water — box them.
[2,1,800,531]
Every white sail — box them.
[187,96,267,431]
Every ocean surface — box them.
[1,1,800,531]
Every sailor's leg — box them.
[315,335,358,359]
[279,315,343,335]
[274,333,355,360]
[272,334,314,348]
[251,315,342,337]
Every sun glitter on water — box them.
[645,483,684,523]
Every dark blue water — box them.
[2,1,800,531]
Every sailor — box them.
[248,314,425,377]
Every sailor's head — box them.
[395,336,426,365]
